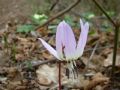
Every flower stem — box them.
[58,62,61,90]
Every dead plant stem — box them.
[92,0,120,78]
[111,26,119,76]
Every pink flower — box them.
[39,19,89,61]
[39,19,89,77]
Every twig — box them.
[85,41,99,72]
[85,45,113,52]
[92,0,116,27]
[22,59,56,70]
[22,45,113,70]
[35,0,81,30]
[50,0,60,11]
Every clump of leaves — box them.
[25,61,33,70]
[47,15,77,34]
[101,20,113,32]
[103,11,115,17]
[32,13,48,25]
[64,15,76,27]
[17,13,48,34]
[82,12,95,20]
[89,29,97,36]
[17,24,35,34]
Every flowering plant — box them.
[39,19,89,77]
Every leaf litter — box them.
[0,16,119,90]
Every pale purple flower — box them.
[39,19,89,77]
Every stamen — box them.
[68,63,74,79]
[72,60,77,79]
[70,61,74,69]
[71,61,77,79]
[66,60,79,79]
[73,60,78,77]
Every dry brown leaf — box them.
[7,67,18,78]
[15,54,26,61]
[36,65,58,86]
[42,52,54,60]
[84,73,109,90]
[48,36,55,46]
[7,81,22,90]
[104,52,120,66]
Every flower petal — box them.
[38,38,60,60]
[56,21,76,60]
[76,19,89,58]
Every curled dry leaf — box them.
[84,73,109,90]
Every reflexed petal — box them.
[38,38,60,60]
[56,21,76,60]
[76,19,89,58]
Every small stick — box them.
[50,0,60,11]
[22,45,113,70]
[85,42,99,72]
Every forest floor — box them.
[0,0,120,90]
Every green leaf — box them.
[26,61,33,70]
[82,12,95,20]
[64,15,75,26]
[89,30,96,36]
[101,21,112,32]
[48,25,57,34]
[103,11,115,17]
[17,24,35,33]
[32,13,48,25]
